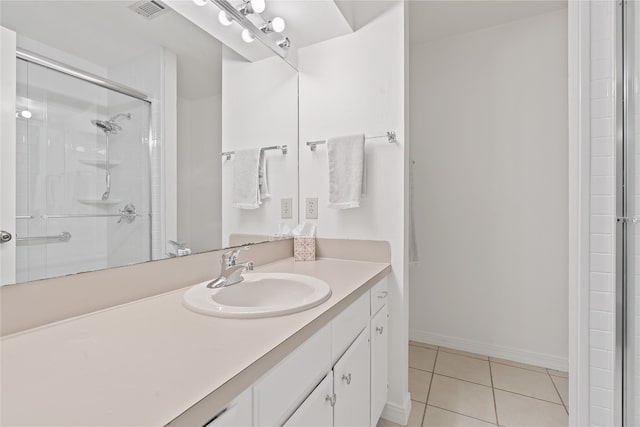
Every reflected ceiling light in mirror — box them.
[239,0,265,15]
[241,29,256,43]
[192,0,208,6]
[218,10,233,26]
[260,17,285,34]
[16,110,32,119]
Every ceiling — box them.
[409,0,567,43]
[0,0,223,99]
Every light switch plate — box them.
[305,197,318,219]
[281,198,293,219]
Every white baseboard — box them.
[410,329,568,372]
[381,392,412,425]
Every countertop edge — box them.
[166,264,392,427]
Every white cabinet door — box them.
[283,372,334,427]
[334,328,370,427]
[205,388,252,427]
[370,305,388,425]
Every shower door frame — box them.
[615,0,636,425]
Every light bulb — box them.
[271,17,285,33]
[241,29,255,43]
[261,16,285,34]
[20,110,32,119]
[192,0,208,6]
[250,0,265,13]
[218,10,232,26]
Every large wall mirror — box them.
[0,0,299,285]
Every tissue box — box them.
[294,237,316,261]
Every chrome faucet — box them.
[207,248,254,289]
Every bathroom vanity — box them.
[0,255,390,426]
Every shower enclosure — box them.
[14,52,153,282]
[617,0,640,424]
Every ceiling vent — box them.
[129,0,169,19]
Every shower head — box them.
[91,119,119,134]
[91,113,131,135]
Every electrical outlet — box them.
[306,197,318,219]
[281,198,293,219]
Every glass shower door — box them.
[15,57,152,282]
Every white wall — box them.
[409,9,569,370]
[298,2,409,422]
[221,48,299,245]
[587,1,617,425]
[177,94,222,252]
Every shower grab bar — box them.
[41,213,149,219]
[306,131,397,151]
[16,231,72,243]
[221,145,288,160]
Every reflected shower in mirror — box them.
[0,0,299,285]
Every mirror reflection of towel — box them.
[232,149,261,209]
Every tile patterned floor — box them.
[378,341,569,427]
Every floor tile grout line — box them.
[546,369,569,415]
[494,386,567,407]
[489,360,550,375]
[421,348,438,426]
[426,404,498,426]
[489,354,499,426]
[430,372,493,389]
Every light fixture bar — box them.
[211,0,289,59]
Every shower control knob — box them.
[0,230,12,243]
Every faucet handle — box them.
[222,247,248,267]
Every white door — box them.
[283,372,334,427]
[0,26,17,286]
[334,328,370,427]
[370,305,388,425]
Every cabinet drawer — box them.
[370,278,388,316]
[331,291,369,363]
[253,324,331,426]
[205,388,252,427]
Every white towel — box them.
[232,149,262,209]
[327,134,365,209]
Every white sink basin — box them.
[182,273,332,318]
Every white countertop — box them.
[0,257,390,427]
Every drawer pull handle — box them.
[377,291,388,299]
[376,326,384,335]
[342,373,352,385]
[325,393,337,406]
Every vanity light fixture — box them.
[260,16,285,34]
[241,28,255,43]
[238,0,265,15]
[218,10,233,26]
[16,110,32,119]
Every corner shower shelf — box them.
[78,159,121,168]
[77,199,122,207]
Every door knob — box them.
[0,230,12,243]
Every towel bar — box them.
[221,145,288,160]
[16,231,72,243]
[306,131,397,151]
